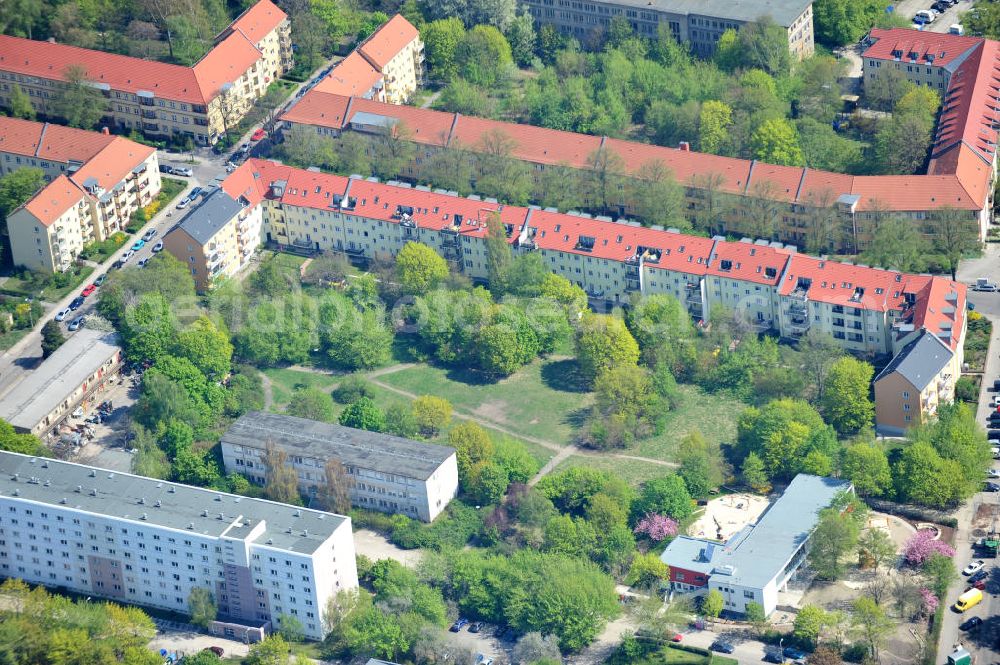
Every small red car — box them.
[671,634,683,643]
[81,284,97,297]
[971,580,987,590]
[251,128,266,141]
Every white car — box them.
[176,198,189,210]
[963,560,985,576]
[173,166,193,177]
[152,240,164,252]
[54,308,71,322]
[992,395,1000,407]
[989,469,1000,479]
[120,250,135,263]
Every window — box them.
[902,391,910,399]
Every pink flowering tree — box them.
[904,530,955,566]
[634,513,679,542]
[919,587,939,616]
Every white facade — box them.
[0,452,357,640]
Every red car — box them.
[671,634,683,643]
[81,284,97,297]
[251,128,266,141]
[971,580,987,590]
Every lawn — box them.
[631,384,746,461]
[0,328,28,351]
[374,357,593,446]
[2,265,94,302]
[553,453,670,487]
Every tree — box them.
[742,452,771,493]
[892,442,965,507]
[423,17,466,81]
[513,632,562,664]
[820,357,874,435]
[263,440,300,505]
[339,397,387,433]
[40,320,66,358]
[793,604,827,648]
[506,11,536,67]
[455,25,513,87]
[52,64,109,129]
[321,302,394,370]
[841,443,892,497]
[287,386,336,423]
[245,634,291,665]
[746,602,767,636]
[735,17,791,75]
[396,242,449,295]
[411,395,453,438]
[813,0,893,45]
[8,84,34,120]
[314,458,353,514]
[922,552,956,599]
[630,160,687,229]
[699,100,732,154]
[173,316,232,380]
[930,207,981,280]
[808,503,862,580]
[859,216,931,273]
[858,528,896,572]
[633,513,678,541]
[277,125,337,170]
[485,212,514,295]
[751,118,804,166]
[851,597,894,662]
[798,330,843,401]
[575,313,640,385]
[677,430,721,497]
[903,529,955,566]
[703,589,724,620]
[187,587,217,629]
[631,475,693,522]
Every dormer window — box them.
[720,259,733,271]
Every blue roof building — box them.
[660,474,852,616]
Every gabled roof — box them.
[19,175,86,227]
[0,117,117,164]
[357,15,420,71]
[192,30,265,102]
[314,52,383,98]
[874,329,954,389]
[862,28,983,69]
[229,0,287,44]
[70,137,155,193]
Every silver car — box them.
[54,308,71,322]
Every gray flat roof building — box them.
[171,189,244,245]
[661,474,852,616]
[0,329,121,435]
[221,412,460,522]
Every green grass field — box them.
[373,357,593,445]
[632,384,746,461]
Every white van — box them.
[950,24,965,35]
[914,10,936,24]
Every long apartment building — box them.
[0,117,161,272]
[280,88,992,252]
[165,158,966,434]
[523,0,814,58]
[0,0,292,146]
[220,412,459,522]
[308,15,424,104]
[0,451,358,641]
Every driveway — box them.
[889,0,976,32]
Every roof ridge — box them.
[34,122,49,158]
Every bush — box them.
[955,376,978,404]
[332,374,374,404]
[390,501,483,550]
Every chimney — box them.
[679,142,690,151]
[101,127,110,135]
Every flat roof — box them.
[0,329,120,431]
[222,412,455,481]
[662,475,852,589]
[632,0,812,25]
[0,451,348,554]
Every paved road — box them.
[890,0,976,32]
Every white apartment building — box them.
[0,117,160,273]
[0,451,358,641]
[220,412,459,522]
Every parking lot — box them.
[61,370,140,472]
[889,0,975,32]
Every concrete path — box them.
[259,371,273,411]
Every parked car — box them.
[176,198,189,210]
[984,482,1000,492]
[172,166,193,177]
[69,296,85,311]
[132,239,145,251]
[93,273,107,286]
[450,618,469,632]
[121,250,135,263]
[969,569,989,584]
[784,647,809,661]
[971,579,987,590]
[81,284,97,297]
[68,316,85,331]
[137,257,150,268]
[960,616,983,631]
[158,164,174,174]
[710,641,736,654]
[189,186,203,199]
[251,128,266,141]
[152,240,164,252]
[914,9,936,23]
[54,308,71,322]
[988,469,1000,479]
[469,621,483,633]
[670,634,683,643]
[964,560,986,576]
[932,1,950,11]
[764,647,784,664]
[142,228,157,241]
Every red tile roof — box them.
[0,0,286,105]
[455,116,602,169]
[358,15,420,71]
[21,175,85,227]
[347,96,456,146]
[71,137,155,192]
[314,52,383,98]
[862,28,983,68]
[279,91,353,129]
[230,0,287,44]
[0,117,117,163]
[707,240,791,286]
